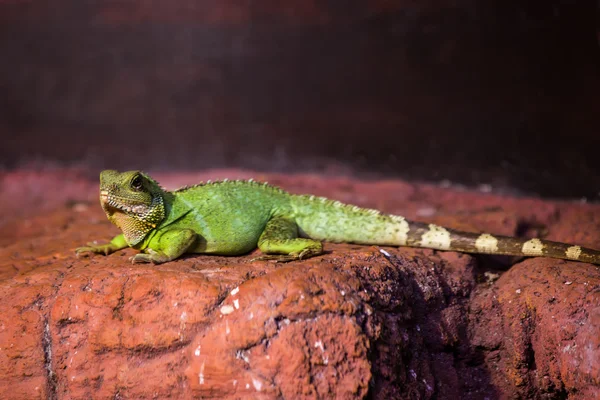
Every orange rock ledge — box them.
[1,169,599,399]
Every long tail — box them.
[290,194,600,265]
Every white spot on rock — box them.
[236,350,250,364]
[484,271,500,283]
[233,299,240,309]
[252,377,263,391]
[416,207,436,217]
[423,379,433,392]
[73,203,88,212]
[314,341,324,352]
[194,346,201,356]
[230,287,240,296]
[475,233,499,253]
[220,305,235,315]
[199,361,205,385]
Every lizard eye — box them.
[131,175,143,190]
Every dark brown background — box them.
[1,0,599,199]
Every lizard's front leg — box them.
[254,216,323,262]
[76,234,129,257]
[132,228,197,264]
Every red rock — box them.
[0,169,599,399]
[471,259,600,398]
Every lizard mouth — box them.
[100,190,148,215]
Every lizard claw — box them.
[251,255,287,262]
[251,248,321,263]
[251,254,300,263]
[75,247,92,258]
[130,249,170,264]
[75,241,116,257]
[75,245,104,257]
[130,254,152,264]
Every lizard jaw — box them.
[100,190,148,216]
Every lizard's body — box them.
[76,170,600,265]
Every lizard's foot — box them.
[256,219,323,262]
[251,254,297,263]
[252,248,321,263]
[130,249,171,264]
[75,242,114,257]
[130,228,196,264]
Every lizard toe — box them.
[130,254,152,264]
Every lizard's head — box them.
[99,170,166,246]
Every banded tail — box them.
[291,195,600,265]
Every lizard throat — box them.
[100,192,166,246]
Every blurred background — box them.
[0,0,598,199]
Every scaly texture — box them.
[76,170,600,265]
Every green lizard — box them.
[75,170,600,265]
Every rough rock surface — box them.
[1,169,599,399]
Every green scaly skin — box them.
[75,170,600,265]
